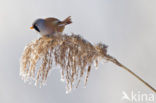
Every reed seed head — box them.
[20,33,108,93]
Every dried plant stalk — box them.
[20,33,156,93]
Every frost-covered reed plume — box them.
[20,33,156,93]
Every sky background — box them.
[0,0,156,103]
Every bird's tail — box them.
[62,16,72,25]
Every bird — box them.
[30,16,72,37]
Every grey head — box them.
[32,19,49,36]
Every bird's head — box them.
[30,19,45,33]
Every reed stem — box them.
[105,55,156,93]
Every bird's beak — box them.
[30,26,34,29]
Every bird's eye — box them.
[34,25,40,32]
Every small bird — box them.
[30,16,72,37]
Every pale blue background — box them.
[0,0,156,103]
